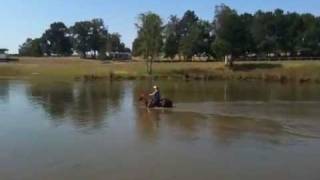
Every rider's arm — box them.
[149,91,154,96]
[149,90,156,96]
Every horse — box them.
[139,93,173,108]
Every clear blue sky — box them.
[0,0,319,53]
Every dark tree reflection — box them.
[69,81,122,128]
[27,80,123,128]
[28,81,74,119]
[0,80,9,103]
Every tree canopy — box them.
[19,38,43,57]
[41,22,73,56]
[19,19,129,59]
[134,12,163,74]
[19,5,320,62]
[132,4,320,62]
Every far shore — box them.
[0,57,320,83]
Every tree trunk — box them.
[146,57,153,75]
[81,51,86,59]
[150,56,153,75]
[146,58,149,74]
[224,55,228,66]
[92,50,97,59]
[224,55,233,67]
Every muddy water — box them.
[0,80,319,180]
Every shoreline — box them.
[0,57,320,84]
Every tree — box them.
[179,23,201,60]
[132,37,143,56]
[296,14,320,56]
[239,13,256,55]
[211,38,231,59]
[195,20,214,58]
[70,21,92,58]
[178,10,199,38]
[135,12,163,74]
[164,33,179,59]
[70,19,110,59]
[286,12,303,55]
[178,10,199,60]
[212,4,246,66]
[106,33,122,52]
[119,43,131,53]
[251,11,277,55]
[273,9,290,53]
[163,12,213,61]
[19,38,43,57]
[163,15,180,59]
[41,22,73,56]
[89,18,108,59]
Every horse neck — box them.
[139,94,149,106]
[143,96,149,105]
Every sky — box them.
[0,0,319,53]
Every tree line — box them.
[133,4,320,67]
[19,19,130,59]
[18,4,320,65]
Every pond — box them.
[0,80,319,180]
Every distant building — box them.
[0,49,18,62]
[0,49,8,60]
[107,52,132,60]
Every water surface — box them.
[0,80,319,180]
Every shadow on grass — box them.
[231,63,282,71]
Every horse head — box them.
[138,93,149,107]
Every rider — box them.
[149,85,161,107]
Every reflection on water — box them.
[135,109,208,142]
[0,80,9,102]
[0,80,320,180]
[27,81,123,128]
[209,115,286,145]
[136,109,289,146]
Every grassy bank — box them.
[1,57,320,83]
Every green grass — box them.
[1,57,320,83]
